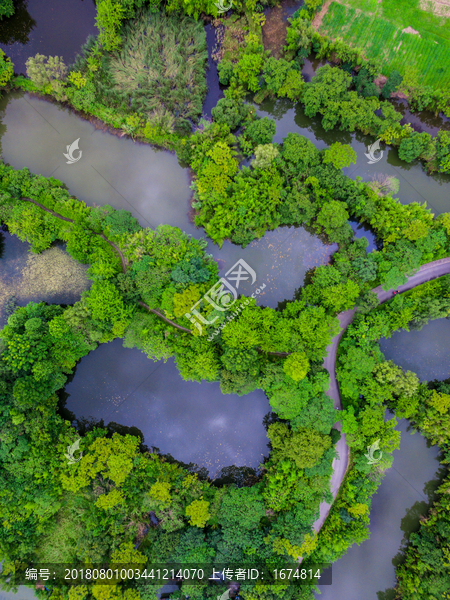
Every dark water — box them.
[0,91,337,309]
[63,339,272,477]
[0,230,90,324]
[380,318,450,383]
[202,23,224,119]
[348,220,378,252]
[392,98,450,136]
[0,0,97,75]
[257,97,450,216]
[316,419,442,600]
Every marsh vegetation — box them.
[90,11,208,134]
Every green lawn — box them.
[318,0,450,88]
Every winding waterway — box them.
[1,4,450,596]
[257,97,450,216]
[316,419,442,600]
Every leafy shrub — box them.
[323,142,357,169]
[381,70,403,99]
[283,352,310,382]
[355,67,380,98]
[233,32,268,93]
[0,0,14,20]
[25,54,67,100]
[251,144,279,169]
[240,116,276,155]
[217,60,234,86]
[0,49,13,87]
[26,54,67,88]
[436,130,450,173]
[68,72,86,89]
[95,0,126,51]
[398,131,432,163]
[211,98,250,130]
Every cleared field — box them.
[318,0,450,88]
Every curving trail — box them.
[310,256,450,544]
[19,197,193,334]
[13,198,450,544]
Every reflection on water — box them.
[0,0,36,47]
[317,319,450,599]
[207,226,337,308]
[63,339,272,477]
[0,91,337,308]
[0,91,195,235]
[0,0,97,74]
[257,97,450,216]
[0,231,90,323]
[315,419,441,600]
[380,318,450,382]
[348,220,378,253]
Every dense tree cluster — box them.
[0,162,341,600]
[2,3,450,599]
[309,276,450,583]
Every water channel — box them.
[0,0,97,75]
[380,318,450,383]
[1,2,450,597]
[315,320,450,600]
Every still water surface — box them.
[63,340,272,476]
[0,0,97,75]
[316,319,450,600]
[380,318,450,382]
[0,91,337,308]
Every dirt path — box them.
[312,0,333,30]
[262,0,299,58]
[19,197,193,334]
[300,256,450,561]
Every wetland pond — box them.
[2,18,450,593]
[0,91,338,476]
[315,319,450,600]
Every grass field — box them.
[318,0,450,88]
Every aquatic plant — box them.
[92,10,208,133]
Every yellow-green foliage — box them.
[173,285,202,318]
[68,71,87,89]
[283,351,310,382]
[150,481,172,504]
[61,434,139,499]
[186,498,211,527]
[0,49,13,86]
